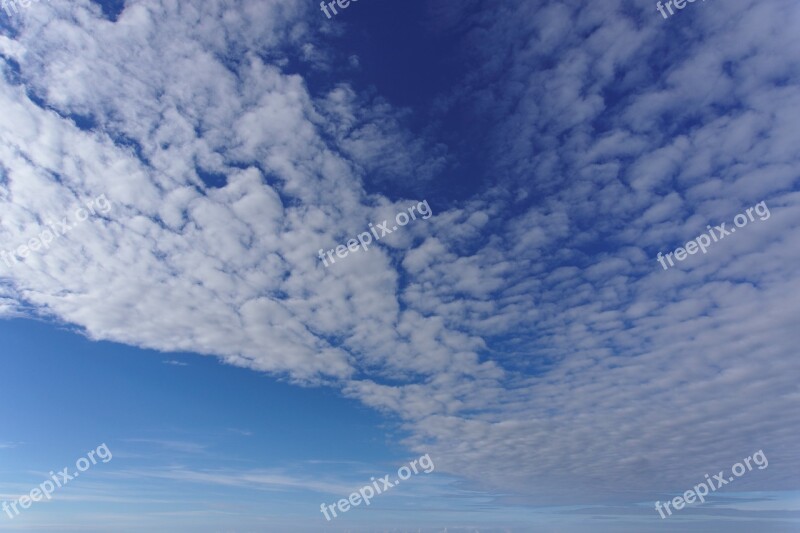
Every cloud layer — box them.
[1,0,798,521]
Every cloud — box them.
[0,0,798,520]
[125,467,358,496]
[122,439,208,455]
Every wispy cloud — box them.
[118,467,356,496]
[122,439,208,455]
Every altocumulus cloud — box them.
[0,0,799,523]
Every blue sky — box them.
[1,0,800,531]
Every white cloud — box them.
[0,0,798,518]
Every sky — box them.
[0,0,799,531]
